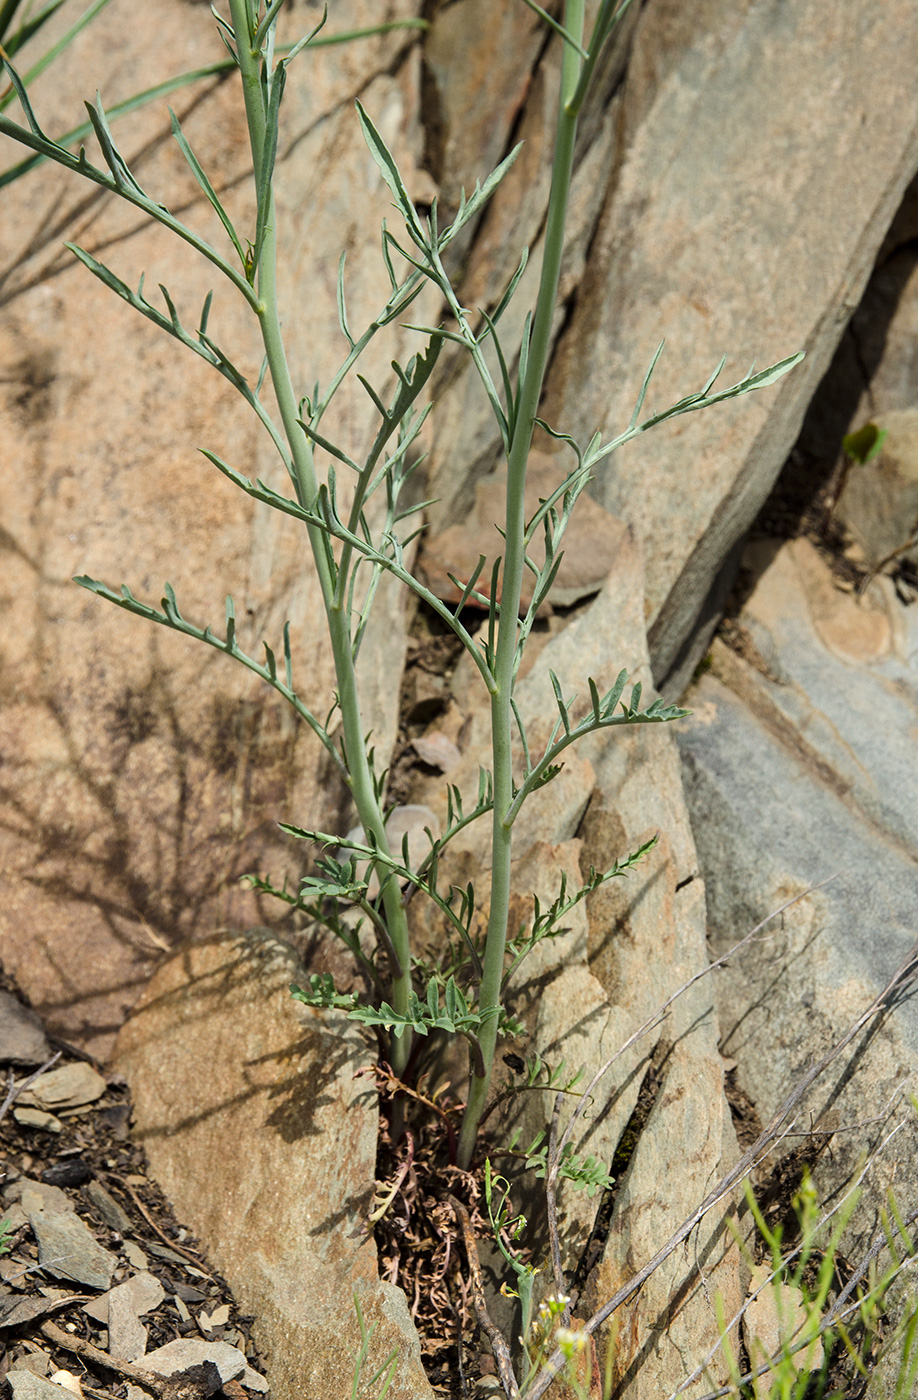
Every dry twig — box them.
[40,1320,165,1397]
[449,1194,519,1399]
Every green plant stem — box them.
[456,0,585,1171]
[228,0,413,1074]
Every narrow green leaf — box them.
[629,339,664,430]
[2,0,67,61]
[170,109,246,266]
[549,670,571,736]
[518,0,589,57]
[251,62,285,275]
[603,668,628,716]
[490,247,529,326]
[588,676,601,724]
[355,99,426,247]
[252,0,287,47]
[336,248,355,348]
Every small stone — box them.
[84,1181,132,1234]
[109,1285,148,1362]
[411,732,462,771]
[241,1367,269,1394]
[18,1182,73,1216]
[0,993,51,1066]
[143,1339,247,1385]
[49,1372,82,1397]
[1,1203,27,1233]
[14,1351,52,1378]
[11,1108,62,1134]
[41,1161,91,1189]
[27,1206,118,1290]
[83,1270,165,1326]
[16,1063,107,1112]
[122,1240,148,1271]
[197,1302,230,1335]
[7,1373,79,1400]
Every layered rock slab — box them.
[0,0,431,1056]
[544,0,918,689]
[113,931,433,1400]
[411,529,741,1395]
[677,538,918,1260]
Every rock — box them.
[108,1284,149,1363]
[143,1344,233,1389]
[542,0,918,690]
[83,1181,133,1235]
[10,1109,62,1134]
[16,1062,107,1111]
[0,0,433,1060]
[7,1373,80,1400]
[122,1241,148,1272]
[410,531,741,1395]
[835,408,918,569]
[410,732,461,772]
[744,1265,824,1400]
[83,1270,165,1328]
[26,1204,118,1291]
[419,1,918,690]
[40,1161,91,1189]
[13,1351,52,1378]
[677,537,918,1257]
[14,1181,73,1215]
[48,1374,82,1398]
[417,453,629,610]
[113,930,434,1400]
[0,992,51,1065]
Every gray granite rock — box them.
[544,0,918,689]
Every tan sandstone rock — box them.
[113,929,433,1400]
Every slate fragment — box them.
[27,1206,117,1290]
[16,1064,107,1112]
[0,993,51,1066]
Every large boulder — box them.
[0,0,431,1056]
[409,529,742,1397]
[113,930,434,1400]
[422,0,918,694]
[677,538,918,1271]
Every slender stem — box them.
[228,0,413,1072]
[456,0,585,1170]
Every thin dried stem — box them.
[0,1051,61,1128]
[449,1194,520,1398]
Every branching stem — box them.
[456,0,586,1170]
[227,0,413,1072]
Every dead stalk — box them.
[0,1052,62,1128]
